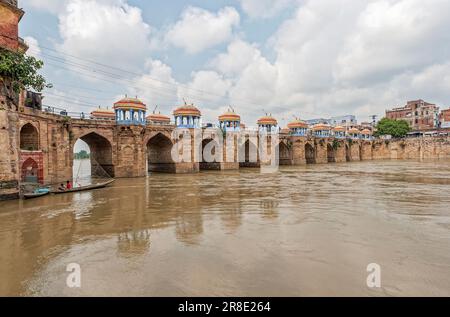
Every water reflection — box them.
[0,160,449,296]
[117,230,151,257]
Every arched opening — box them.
[73,139,91,184]
[21,157,43,183]
[200,138,221,170]
[240,139,259,167]
[279,142,291,165]
[345,144,351,162]
[327,144,336,163]
[147,133,175,173]
[20,123,39,151]
[305,143,316,164]
[73,132,114,185]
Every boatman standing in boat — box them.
[66,181,72,190]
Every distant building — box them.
[440,108,450,128]
[386,100,440,130]
[329,115,357,127]
[305,118,329,126]
[305,115,357,127]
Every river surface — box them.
[0,159,449,296]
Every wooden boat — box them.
[51,179,115,194]
[23,187,50,199]
[24,191,50,199]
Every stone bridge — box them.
[2,107,450,200]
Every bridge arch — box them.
[20,123,39,151]
[73,131,114,178]
[278,141,291,165]
[305,142,316,164]
[21,157,43,184]
[200,138,221,170]
[327,143,336,163]
[240,138,259,167]
[147,133,175,173]
[345,144,351,162]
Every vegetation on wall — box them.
[375,118,411,138]
[332,139,341,150]
[0,48,52,93]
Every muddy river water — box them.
[0,160,449,296]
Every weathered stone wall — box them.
[0,109,19,199]
[0,1,22,51]
[371,137,450,160]
[335,140,347,163]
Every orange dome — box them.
[90,108,115,119]
[146,113,170,123]
[113,97,147,111]
[312,123,331,131]
[348,128,360,134]
[333,125,346,132]
[257,116,277,126]
[361,129,372,135]
[173,103,201,117]
[219,110,240,122]
[287,120,308,129]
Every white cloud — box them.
[209,39,262,76]
[334,0,450,84]
[24,36,41,58]
[202,0,450,125]
[177,70,232,121]
[58,0,152,72]
[129,59,179,114]
[165,6,240,54]
[239,0,296,18]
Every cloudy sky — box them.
[20,0,450,127]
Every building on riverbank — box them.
[440,108,450,128]
[386,100,440,130]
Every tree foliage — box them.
[375,118,411,138]
[74,150,90,160]
[0,48,51,93]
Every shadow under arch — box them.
[200,138,221,170]
[327,143,336,163]
[305,143,316,164]
[20,123,39,151]
[240,138,259,168]
[147,132,176,173]
[278,141,292,165]
[345,144,351,162]
[74,132,114,178]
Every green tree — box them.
[74,150,90,160]
[375,118,411,138]
[0,48,52,93]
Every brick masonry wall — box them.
[19,150,44,183]
[0,2,20,51]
